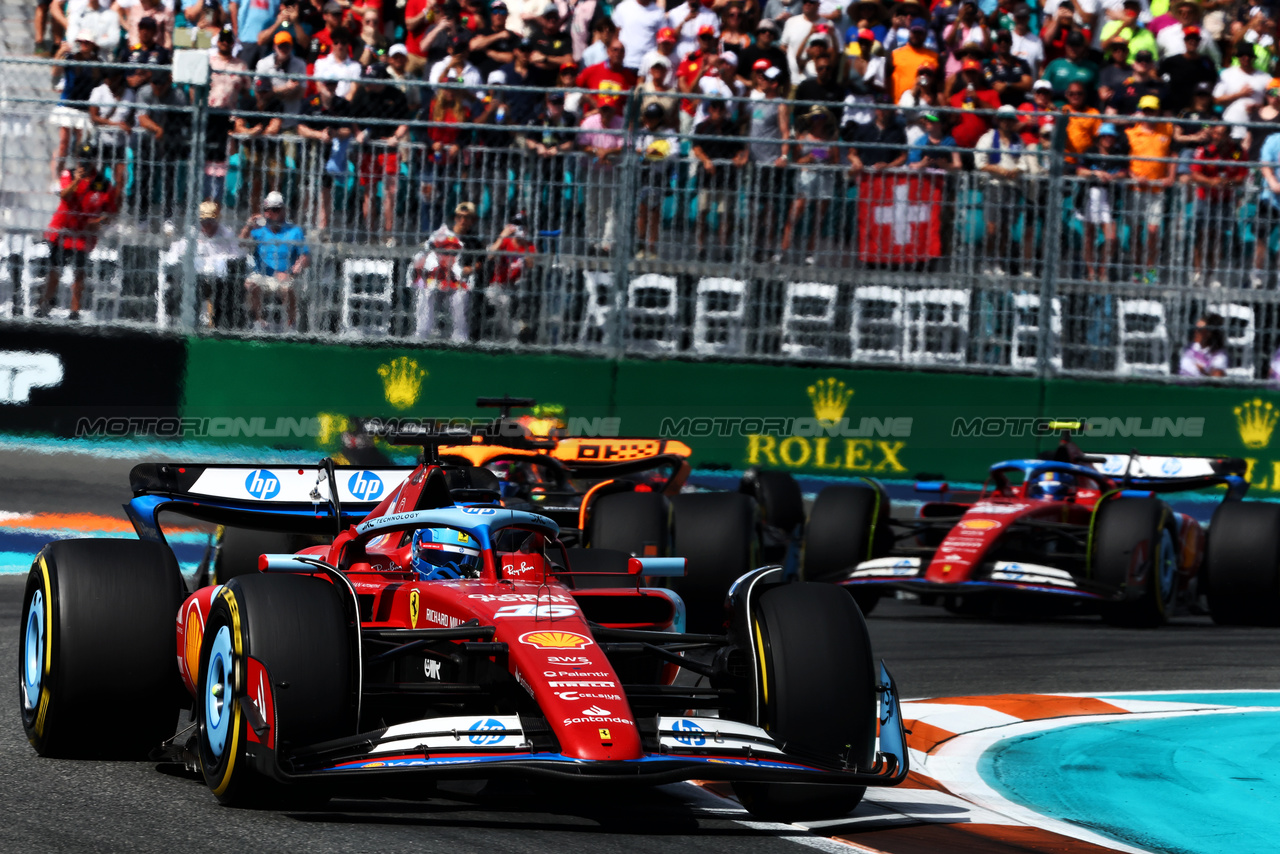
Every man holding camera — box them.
[38,145,119,319]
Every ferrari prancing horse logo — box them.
[409,589,420,629]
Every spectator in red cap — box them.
[737,18,790,87]
[1190,123,1246,285]
[1157,26,1217,113]
[667,0,721,60]
[413,233,470,341]
[948,57,1001,148]
[640,26,679,84]
[1156,1,1221,65]
[577,38,639,113]
[613,0,666,70]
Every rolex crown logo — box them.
[379,356,426,410]
[1234,398,1278,449]
[807,377,853,427]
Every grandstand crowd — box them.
[28,0,1280,355]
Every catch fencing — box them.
[4,54,1280,383]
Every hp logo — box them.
[468,718,506,746]
[672,719,705,746]
[1161,458,1182,476]
[348,471,384,501]
[244,470,281,500]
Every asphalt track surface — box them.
[4,447,1280,853]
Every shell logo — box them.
[519,630,594,650]
[960,519,999,531]
[183,606,203,681]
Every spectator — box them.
[690,96,747,261]
[1108,48,1168,114]
[48,33,98,193]
[37,145,119,319]
[355,7,390,64]
[231,0,280,68]
[1043,30,1099,103]
[1156,5,1221,66]
[670,0,722,61]
[1039,2,1079,64]
[948,58,1001,149]
[1096,41,1132,108]
[633,102,679,258]
[485,37,541,126]
[469,0,519,77]
[134,66,191,228]
[577,38,640,112]
[1214,48,1270,140]
[975,104,1041,275]
[314,29,362,97]
[417,0,459,65]
[256,0,312,60]
[778,104,836,264]
[205,26,247,203]
[121,16,170,78]
[578,94,626,253]
[1009,4,1044,77]
[582,17,618,67]
[1189,122,1246,285]
[844,27,887,98]
[483,212,537,340]
[1074,122,1127,281]
[1178,314,1227,377]
[942,0,990,79]
[387,43,425,111]
[781,0,827,80]
[677,34,729,131]
[1099,0,1156,60]
[519,91,577,228]
[1061,80,1102,160]
[1172,80,1215,157]
[68,0,119,56]
[242,191,309,329]
[987,29,1034,106]
[311,1,352,61]
[558,60,585,113]
[351,62,409,240]
[1245,82,1280,161]
[890,18,939,103]
[427,201,484,277]
[34,0,58,57]
[87,68,133,190]
[1252,119,1280,288]
[639,56,678,122]
[124,0,174,51]
[233,78,285,215]
[165,200,241,327]
[737,19,789,87]
[849,99,907,170]
[800,25,840,81]
[255,31,307,130]
[908,111,962,169]
[795,51,845,117]
[529,3,574,86]
[429,35,484,102]
[762,0,804,28]
[413,233,470,341]
[297,72,355,233]
[1157,25,1217,113]
[719,3,752,60]
[1018,77,1056,142]
[1125,96,1172,282]
[749,63,790,254]
[641,26,680,84]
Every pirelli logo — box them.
[575,441,661,461]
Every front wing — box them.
[841,557,1111,600]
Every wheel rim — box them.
[21,589,44,713]
[204,625,234,761]
[1157,528,1178,607]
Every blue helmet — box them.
[411,527,482,580]
[1027,471,1076,501]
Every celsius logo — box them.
[672,719,705,746]
[348,471,384,500]
[467,718,506,746]
[244,469,281,500]
[0,351,63,404]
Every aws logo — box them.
[378,356,426,410]
[1232,398,1280,491]
[745,377,909,474]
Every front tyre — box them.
[1092,498,1178,628]
[801,485,890,616]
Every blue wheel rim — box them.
[1158,529,1177,603]
[205,625,234,760]
[22,589,44,713]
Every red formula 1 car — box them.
[18,449,907,821]
[800,439,1276,626]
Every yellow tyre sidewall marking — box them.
[209,586,245,797]
[33,557,54,738]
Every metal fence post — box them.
[606,98,640,359]
[1036,117,1068,379]
[177,53,210,331]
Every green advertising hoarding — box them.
[183,338,1280,489]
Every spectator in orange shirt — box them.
[890,19,939,103]
[1061,81,1100,162]
[1124,94,1173,283]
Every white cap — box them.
[388,43,408,56]
[1032,79,1053,92]
[264,191,285,209]
[996,103,1017,115]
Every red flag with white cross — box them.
[857,173,944,264]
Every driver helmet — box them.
[411,527,481,580]
[1028,470,1076,500]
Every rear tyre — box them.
[215,529,317,584]
[670,492,758,634]
[731,583,876,822]
[801,485,890,616]
[19,539,184,758]
[740,469,805,563]
[1091,498,1178,628]
[197,572,353,807]
[585,491,669,557]
[1205,502,1280,626]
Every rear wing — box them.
[126,462,417,542]
[1091,453,1248,498]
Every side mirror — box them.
[915,481,949,493]
[628,556,686,577]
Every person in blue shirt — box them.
[907,112,961,170]
[230,0,280,70]
[1253,129,1280,289]
[240,191,309,329]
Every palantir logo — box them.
[672,719,705,746]
[0,351,63,404]
[348,471,384,501]
[468,718,506,746]
[244,469,281,500]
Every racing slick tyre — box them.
[215,528,316,585]
[740,469,805,563]
[801,485,890,617]
[197,572,353,807]
[1204,502,1280,626]
[1092,498,1178,628]
[585,491,670,557]
[670,492,758,634]
[19,539,184,758]
[732,582,876,822]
